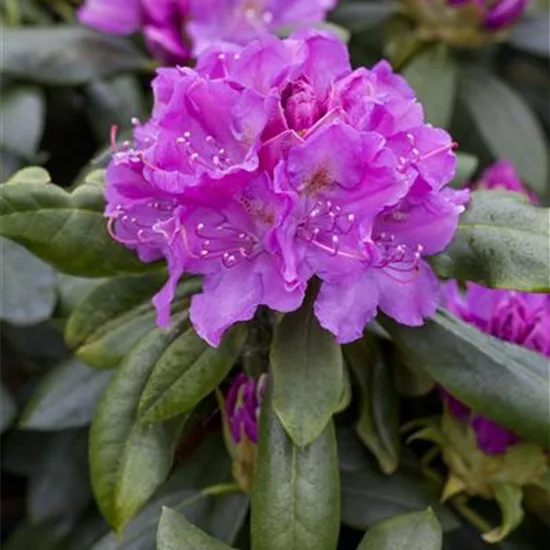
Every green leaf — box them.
[90,318,190,532]
[138,323,248,422]
[3,166,51,185]
[19,358,112,430]
[381,310,550,449]
[28,429,92,534]
[251,383,340,550]
[509,16,550,57]
[339,428,458,531]
[90,436,249,550]
[403,46,457,128]
[330,1,397,33]
[56,273,106,317]
[2,26,150,85]
[357,509,442,550]
[0,86,45,158]
[450,152,479,188]
[0,238,56,326]
[1,383,17,433]
[459,66,548,194]
[65,272,192,369]
[483,484,525,543]
[270,292,345,446]
[0,168,157,277]
[344,335,400,474]
[157,507,236,550]
[3,521,63,550]
[432,190,550,292]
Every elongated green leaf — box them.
[90,317,190,532]
[0,86,45,158]
[459,66,548,193]
[330,1,397,33]
[403,46,457,128]
[382,310,550,449]
[344,335,400,474]
[157,508,235,550]
[2,26,150,85]
[251,383,340,550]
[28,429,91,533]
[0,169,157,277]
[19,359,112,430]
[339,428,458,531]
[432,190,550,292]
[138,324,247,422]
[357,509,442,550]
[65,274,199,369]
[4,166,51,185]
[1,383,17,433]
[483,484,524,543]
[510,16,550,57]
[0,238,56,326]
[271,293,345,446]
[90,436,249,550]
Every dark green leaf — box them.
[381,310,550,449]
[3,521,63,550]
[483,484,524,543]
[509,16,550,57]
[344,335,400,474]
[0,168,158,277]
[450,152,479,188]
[90,436,249,550]
[339,428,457,531]
[330,1,397,33]
[1,431,52,477]
[0,238,56,326]
[432,190,550,292]
[2,26,150,85]
[65,272,176,369]
[251,383,340,550]
[138,323,248,422]
[357,509,442,550]
[56,274,106,317]
[403,46,457,128]
[3,165,50,185]
[28,429,92,535]
[90,318,190,532]
[459,66,548,194]
[0,86,45,158]
[271,293,345,446]
[1,383,16,433]
[157,507,236,550]
[85,76,146,143]
[19,358,112,430]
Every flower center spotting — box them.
[281,79,324,132]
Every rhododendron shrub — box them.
[1,1,549,549]
[105,31,467,346]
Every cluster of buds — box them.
[219,373,267,493]
[402,0,530,47]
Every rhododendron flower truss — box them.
[105,31,467,347]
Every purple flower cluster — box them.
[105,30,467,346]
[447,0,530,31]
[225,373,266,444]
[441,161,549,455]
[78,0,337,63]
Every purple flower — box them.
[78,0,191,64]
[225,373,267,444]
[78,0,337,62]
[441,162,549,454]
[105,31,466,346]
[447,0,530,31]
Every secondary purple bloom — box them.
[447,0,530,30]
[78,0,337,62]
[78,0,191,64]
[105,31,466,346]
[441,163,549,454]
[225,373,267,444]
